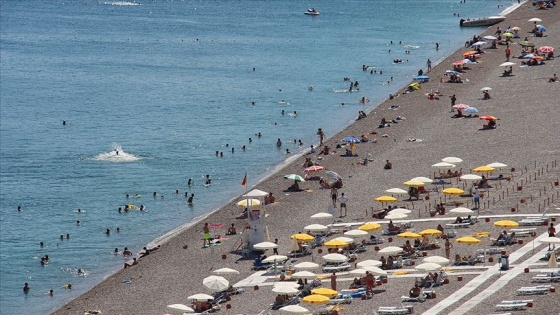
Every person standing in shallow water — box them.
[317,128,325,146]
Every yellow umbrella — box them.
[374,195,398,202]
[290,233,315,242]
[493,220,519,228]
[302,294,330,304]
[419,229,443,236]
[397,231,422,239]
[324,239,349,248]
[359,223,382,232]
[311,288,339,297]
[456,236,481,244]
[237,199,261,209]
[442,188,465,195]
[403,180,425,187]
[473,232,491,238]
[472,165,495,173]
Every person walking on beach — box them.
[548,223,557,250]
[426,59,432,72]
[203,223,211,247]
[473,188,480,209]
[338,193,347,217]
[330,187,338,208]
[505,46,511,62]
[445,238,453,259]
[273,238,279,255]
[450,94,457,112]
[330,272,337,291]
[317,128,325,146]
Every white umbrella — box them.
[411,176,434,183]
[540,237,560,245]
[310,212,334,219]
[480,87,492,91]
[167,304,195,313]
[471,41,486,47]
[262,255,288,264]
[254,241,279,250]
[348,268,370,276]
[442,157,463,164]
[363,266,387,275]
[499,62,516,67]
[486,162,508,169]
[483,35,498,40]
[385,188,409,195]
[280,305,310,314]
[203,276,229,292]
[415,262,443,272]
[423,256,450,266]
[449,207,474,214]
[212,267,240,275]
[188,293,215,301]
[291,271,317,279]
[274,282,301,288]
[384,212,408,220]
[344,229,369,237]
[273,286,300,294]
[460,174,482,181]
[304,224,328,232]
[325,171,342,180]
[333,236,355,244]
[322,253,348,263]
[432,162,456,169]
[528,18,542,22]
[378,246,404,255]
[356,259,383,268]
[294,262,320,270]
[243,189,269,197]
[389,208,412,214]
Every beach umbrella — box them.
[304,165,324,173]
[333,236,355,244]
[359,223,382,232]
[473,165,495,173]
[423,256,450,265]
[453,60,467,66]
[522,53,536,59]
[254,241,278,250]
[473,231,491,238]
[385,188,409,195]
[451,104,469,110]
[273,286,300,294]
[188,293,215,301]
[389,208,412,214]
[384,212,408,220]
[311,288,339,297]
[536,25,546,32]
[237,198,261,209]
[342,136,360,143]
[483,35,498,40]
[403,179,425,187]
[243,189,269,197]
[378,246,404,255]
[460,174,482,181]
[471,41,486,47]
[397,231,421,239]
[479,115,498,121]
[203,276,229,292]
[325,171,342,180]
[539,237,560,245]
[493,220,519,228]
[310,212,334,219]
[409,82,421,90]
[356,259,383,268]
[442,188,465,195]
[212,267,240,275]
[362,266,387,275]
[464,107,479,114]
[499,61,516,67]
[480,87,492,91]
[548,251,558,269]
[538,46,554,53]
[511,26,521,31]
[284,174,305,182]
[519,41,535,47]
[322,253,348,263]
[167,304,195,313]
[274,282,301,288]
[324,239,349,248]
[415,262,443,272]
[291,271,317,279]
[442,157,463,164]
[344,229,369,237]
[291,233,315,242]
[419,229,443,236]
[302,294,330,304]
[348,268,371,276]
[528,17,542,22]
[446,70,462,76]
[304,224,328,232]
[411,176,434,183]
[462,51,478,57]
[374,195,398,202]
[456,236,481,245]
[501,32,514,38]
[294,262,320,270]
[262,255,289,264]
[279,305,310,314]
[486,162,507,169]
[432,162,457,168]
[449,207,474,214]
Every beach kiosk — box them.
[242,189,269,251]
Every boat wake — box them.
[91,145,142,163]
[102,1,142,6]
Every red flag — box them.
[241,172,247,186]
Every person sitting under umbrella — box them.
[482,119,497,130]
[288,181,301,192]
[452,109,464,118]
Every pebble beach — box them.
[53,2,560,315]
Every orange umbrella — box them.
[452,60,467,65]
[462,51,478,57]
[479,115,497,121]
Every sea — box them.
[0,0,517,313]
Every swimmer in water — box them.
[276,138,282,147]
[188,193,194,205]
[23,283,30,294]
[115,150,119,155]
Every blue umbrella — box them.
[536,25,546,32]
[522,54,536,59]
[464,107,479,114]
[342,136,360,143]
[446,70,462,76]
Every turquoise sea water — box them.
[0,0,511,313]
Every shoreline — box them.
[53,1,560,314]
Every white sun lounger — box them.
[509,228,536,237]
[518,219,544,226]
[323,263,351,273]
[517,286,550,295]
[446,222,471,229]
[377,306,413,314]
[501,299,533,304]
[495,303,527,311]
[532,275,560,283]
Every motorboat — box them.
[459,16,505,27]
[305,8,319,15]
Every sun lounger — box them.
[532,275,560,283]
[501,299,533,304]
[323,263,351,273]
[377,305,413,314]
[327,296,353,305]
[495,302,527,311]
[517,286,550,295]
[365,236,385,245]
[446,222,471,229]
[270,296,300,310]
[509,228,536,237]
[288,247,312,258]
